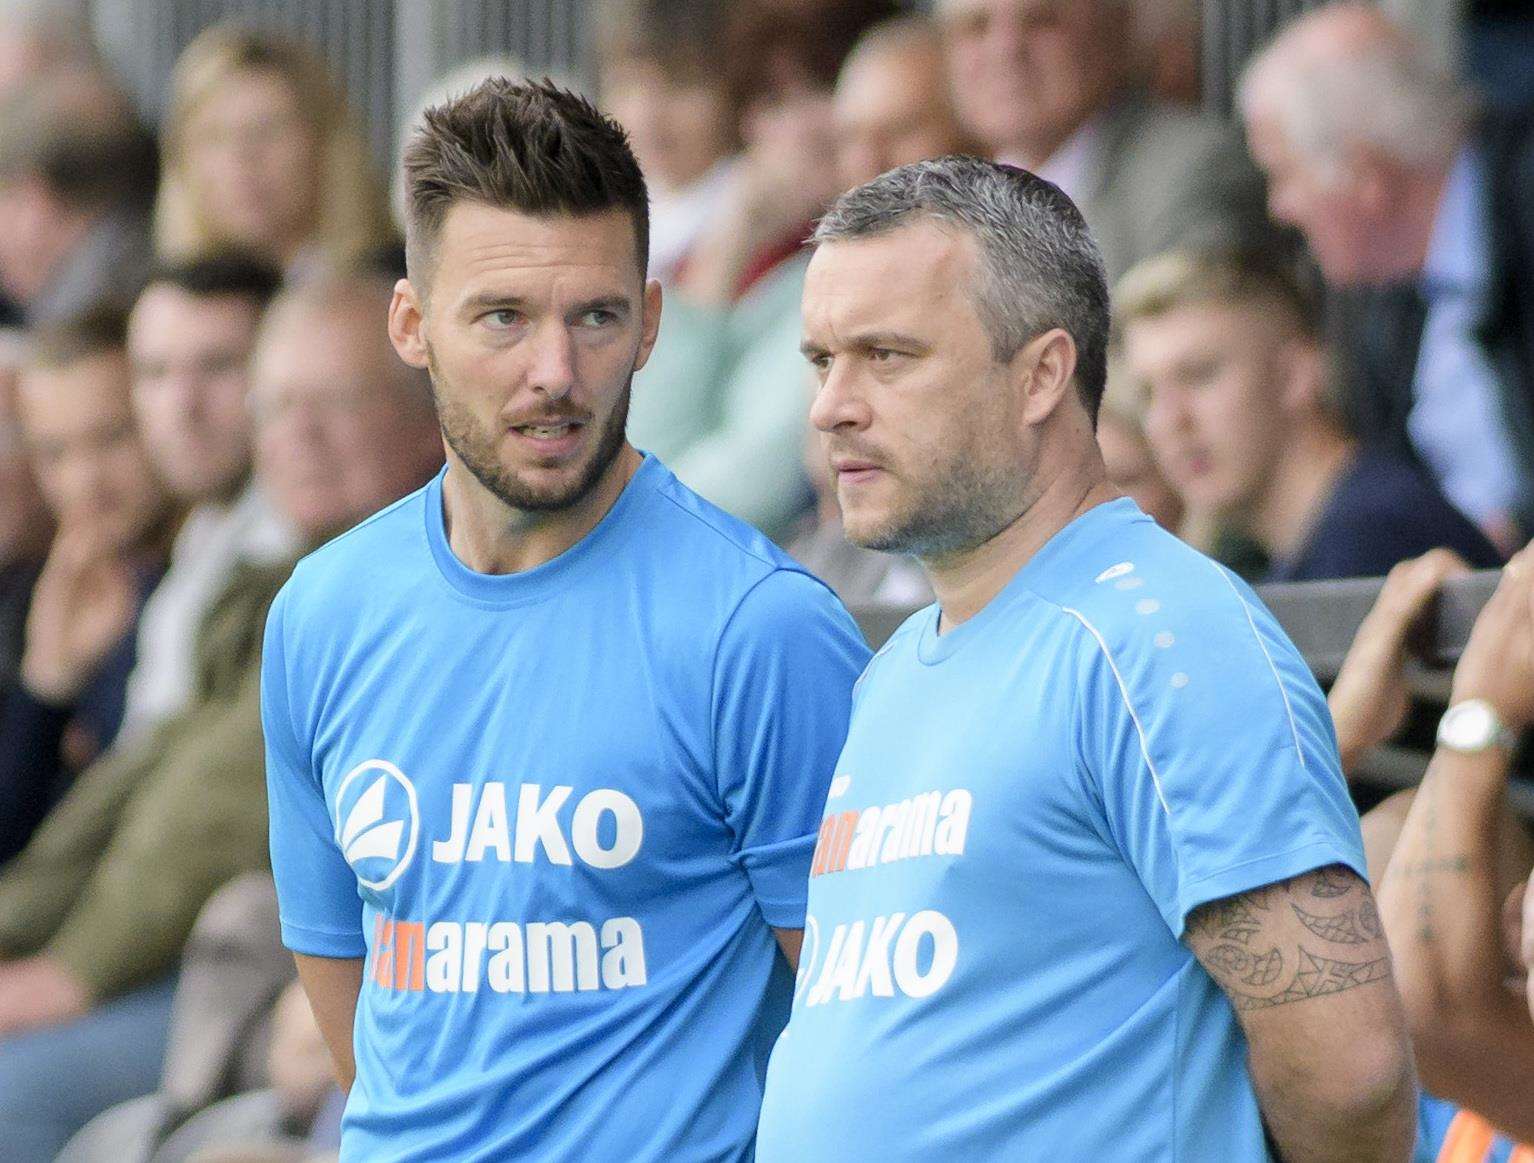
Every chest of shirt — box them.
[304,596,730,918]
[810,622,1118,917]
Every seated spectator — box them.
[1116,244,1502,581]
[0,0,98,100]
[1357,546,1534,1150]
[936,0,1265,281]
[154,25,393,276]
[1131,0,1201,107]
[0,337,51,689]
[0,68,157,325]
[0,270,443,1162]
[593,0,741,287]
[832,15,977,190]
[0,310,173,864]
[118,253,294,744]
[628,0,897,538]
[1095,398,1184,533]
[1240,4,1534,551]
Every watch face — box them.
[1443,701,1495,750]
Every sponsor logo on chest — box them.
[333,759,649,999]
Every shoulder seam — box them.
[1060,604,1172,817]
[1207,562,1308,771]
[706,565,832,806]
[293,484,428,568]
[651,480,785,572]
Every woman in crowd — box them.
[153,25,393,277]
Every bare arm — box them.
[772,927,802,971]
[1376,549,1534,1141]
[1186,866,1416,1163]
[294,953,363,1093]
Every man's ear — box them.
[1012,327,1079,427]
[388,278,430,370]
[632,279,664,373]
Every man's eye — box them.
[484,310,522,329]
[869,348,902,363]
[579,309,617,327]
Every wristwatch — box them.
[1436,699,1518,754]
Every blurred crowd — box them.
[0,0,1528,1158]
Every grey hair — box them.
[813,155,1110,423]
[1239,17,1471,174]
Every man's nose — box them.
[528,325,577,400]
[809,363,869,433]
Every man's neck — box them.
[924,455,1119,631]
[442,444,642,576]
[1244,426,1354,562]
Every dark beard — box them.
[428,350,633,514]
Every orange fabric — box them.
[1440,1111,1499,1163]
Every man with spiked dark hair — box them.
[263,79,867,1161]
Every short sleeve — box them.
[1070,568,1367,937]
[711,569,870,929]
[262,584,366,957]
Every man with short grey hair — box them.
[754,156,1416,1161]
[1241,3,1534,551]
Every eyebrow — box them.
[800,331,930,358]
[460,292,633,317]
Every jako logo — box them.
[797,910,959,1008]
[336,759,420,892]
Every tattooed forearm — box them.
[1187,865,1394,1012]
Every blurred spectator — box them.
[629,0,896,539]
[1117,244,1501,580]
[0,269,441,1162]
[117,253,293,744]
[1131,0,1201,107]
[594,0,741,286]
[0,335,51,689]
[154,25,393,276]
[832,15,977,190]
[0,310,173,864]
[1095,399,1184,531]
[0,68,157,325]
[0,0,96,100]
[1240,4,1534,550]
[936,0,1265,281]
[56,874,338,1162]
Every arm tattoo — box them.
[1187,865,1392,1012]
[1393,781,1471,942]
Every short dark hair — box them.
[28,306,129,370]
[402,77,649,288]
[140,250,283,312]
[814,156,1111,425]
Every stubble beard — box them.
[844,447,1021,561]
[427,344,633,515]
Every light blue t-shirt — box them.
[262,456,869,1162]
[755,498,1367,1161]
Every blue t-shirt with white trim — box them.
[755,497,1366,1161]
[262,456,869,1162]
